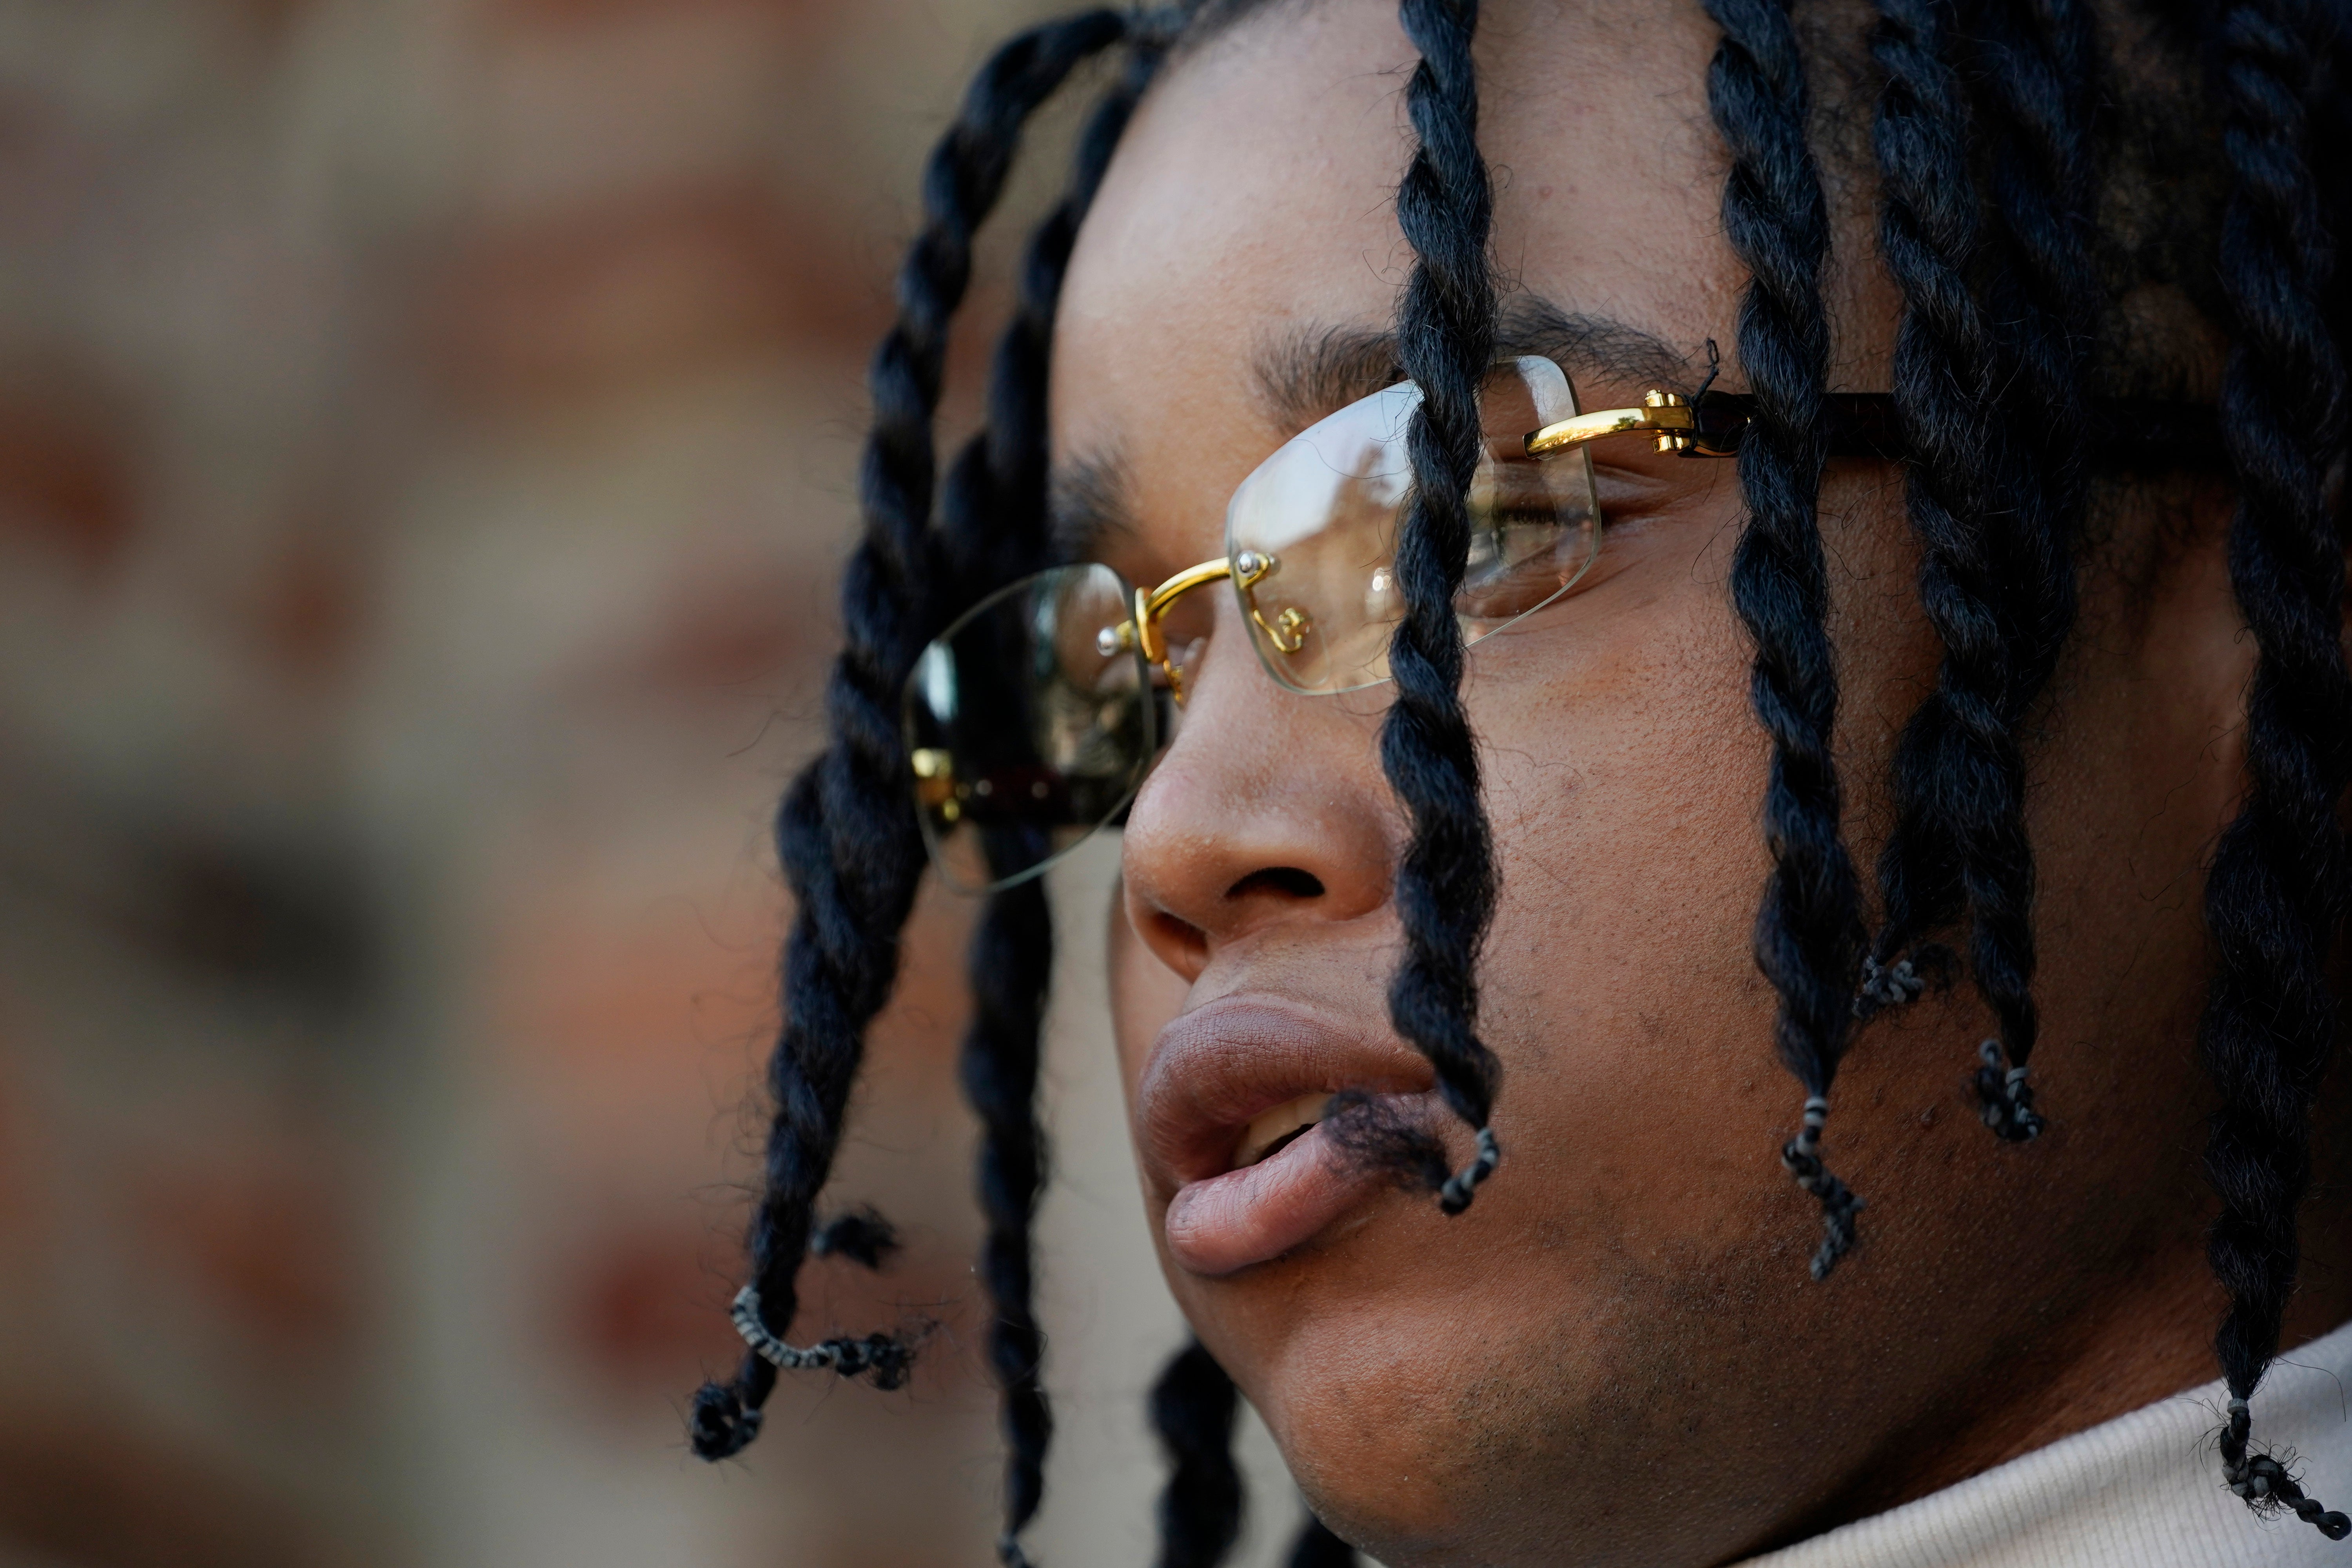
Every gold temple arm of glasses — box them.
[1524,389,1698,457]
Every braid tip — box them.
[1780,1097,1864,1279]
[1437,1126,1501,1215]
[1974,1040,2044,1142]
[1853,954,1927,1019]
[2218,1398,2350,1536]
[688,1377,764,1460]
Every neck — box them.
[1780,1167,2352,1545]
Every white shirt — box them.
[1740,1318,2352,1567]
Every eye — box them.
[1454,481,1595,626]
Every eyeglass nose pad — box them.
[1230,550,1312,656]
[1152,631,1213,708]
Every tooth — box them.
[1241,1093,1331,1166]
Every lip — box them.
[1136,996,1436,1276]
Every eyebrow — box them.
[1253,298,1697,434]
[1047,447,1136,564]
[1046,297,1695,561]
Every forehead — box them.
[1049,0,1740,565]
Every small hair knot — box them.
[1852,946,1958,1022]
[1779,1098,1863,1279]
[1973,1039,2044,1141]
[687,1378,763,1460]
[1855,955,1926,1014]
[1438,1126,1502,1215]
[2216,1403,2348,1534]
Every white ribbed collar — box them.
[1738,1318,2352,1568]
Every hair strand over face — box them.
[1382,0,1508,1214]
[1699,0,1871,1278]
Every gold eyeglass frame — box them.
[904,356,2221,893]
[1105,385,1707,704]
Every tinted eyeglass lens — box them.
[1225,356,1600,694]
[902,563,1155,893]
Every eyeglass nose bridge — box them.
[1097,551,1303,707]
[1131,556,1230,706]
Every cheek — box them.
[1473,568,1776,1228]
[1463,470,1930,1228]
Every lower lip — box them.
[1163,1120,1388,1276]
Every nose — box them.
[1120,590,1397,982]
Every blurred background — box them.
[0,2,1297,1563]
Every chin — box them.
[1207,1268,1529,1565]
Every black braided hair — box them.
[686,8,1129,1464]
[2313,15,2352,354]
[1384,0,1506,1216]
[1859,0,2101,1146]
[1859,0,2099,1143]
[956,871,1058,1568]
[933,47,1165,1568]
[938,41,1164,597]
[2199,0,2352,1538]
[1965,0,2098,713]
[1149,1342,1245,1568]
[1859,0,1994,1030]
[1699,0,1870,1279]
[1951,0,2101,1136]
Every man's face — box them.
[1047,2,2266,1563]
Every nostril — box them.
[1225,866,1325,901]
[1146,907,1210,969]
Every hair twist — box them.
[1385,0,1507,1215]
[688,9,1129,1463]
[1862,0,2067,1143]
[934,46,1165,1566]
[1700,0,1869,1274]
[1861,0,1993,992]
[1924,0,2100,1129]
[1965,0,2098,675]
[2198,0,2352,1538]
[1150,1342,1245,1568]
[958,866,1058,1568]
[939,44,1162,594]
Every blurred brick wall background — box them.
[0,3,1293,1564]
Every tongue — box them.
[1163,1122,1384,1276]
